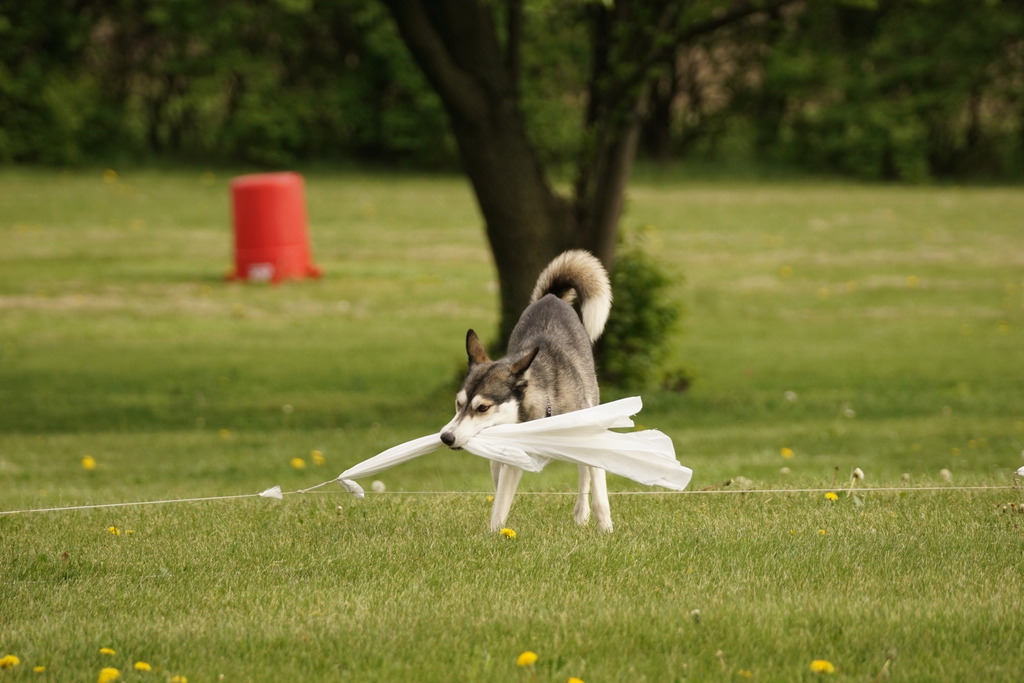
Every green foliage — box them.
[0,3,98,163]
[751,0,1024,180]
[597,227,685,391]
[0,0,454,165]
[518,2,591,171]
[1,0,1021,180]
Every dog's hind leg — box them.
[590,467,613,532]
[574,465,592,525]
[490,464,524,532]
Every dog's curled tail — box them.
[531,249,612,343]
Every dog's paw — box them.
[573,502,591,525]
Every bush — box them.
[597,228,687,391]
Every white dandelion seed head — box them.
[852,467,864,480]
[371,480,386,493]
[939,468,953,482]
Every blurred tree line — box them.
[2,0,1021,180]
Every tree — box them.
[750,0,1024,180]
[379,0,793,345]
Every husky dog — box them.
[440,250,614,532]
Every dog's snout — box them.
[440,431,456,447]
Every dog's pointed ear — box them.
[509,346,540,376]
[466,329,490,366]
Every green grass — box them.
[2,167,1023,681]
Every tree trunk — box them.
[379,0,786,347]
[381,0,579,345]
[572,1,648,272]
[643,59,679,163]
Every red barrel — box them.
[228,172,321,282]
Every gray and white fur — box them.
[440,250,614,532]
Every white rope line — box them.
[350,485,1015,497]
[616,484,1018,495]
[1,483,1017,516]
[0,486,285,516]
[0,493,261,516]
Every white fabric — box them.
[258,485,284,500]
[333,397,692,496]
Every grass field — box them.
[1,167,1023,682]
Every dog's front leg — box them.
[574,464,592,525]
[590,467,613,532]
[489,464,524,532]
[490,460,502,489]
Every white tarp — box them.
[323,397,692,498]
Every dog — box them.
[440,250,614,532]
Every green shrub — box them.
[597,228,686,391]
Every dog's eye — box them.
[476,404,491,413]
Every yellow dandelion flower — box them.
[82,455,97,470]
[486,495,495,502]
[824,492,838,501]
[311,449,326,466]
[170,677,188,683]
[809,659,835,674]
[34,665,46,673]
[290,457,306,470]
[97,667,121,683]
[99,647,116,656]
[500,528,517,539]
[780,447,794,459]
[818,529,827,535]
[0,655,21,669]
[568,678,586,683]
[737,671,753,679]
[107,526,121,536]
[134,661,152,672]
[516,651,538,667]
